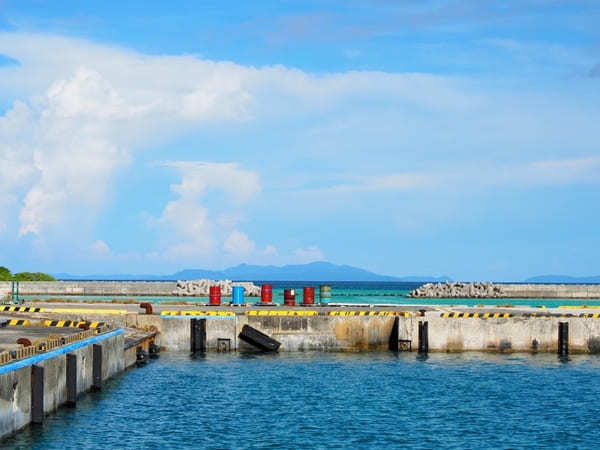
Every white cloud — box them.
[90,239,110,256]
[223,230,255,256]
[294,245,325,263]
[163,161,261,204]
[262,244,279,256]
[2,31,575,243]
[155,161,260,262]
[303,156,600,200]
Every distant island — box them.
[524,275,600,283]
[55,261,451,282]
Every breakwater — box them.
[174,280,260,296]
[0,317,156,439]
[0,280,261,298]
[408,282,600,299]
[3,280,600,299]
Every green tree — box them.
[12,272,56,281]
[0,266,12,281]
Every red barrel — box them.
[303,287,315,305]
[209,286,221,306]
[261,284,273,303]
[283,289,296,306]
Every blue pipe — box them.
[0,328,124,375]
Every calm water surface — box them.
[4,352,600,449]
[22,281,600,308]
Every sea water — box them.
[4,352,600,449]
[21,281,600,308]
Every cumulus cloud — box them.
[294,245,325,263]
[0,32,471,240]
[90,239,111,256]
[223,230,255,256]
[262,245,279,256]
[155,161,260,262]
[163,161,261,204]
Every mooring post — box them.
[190,318,207,353]
[31,365,44,424]
[66,353,77,406]
[558,322,569,357]
[418,321,429,354]
[92,344,103,391]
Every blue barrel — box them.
[232,286,245,305]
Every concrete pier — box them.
[3,299,600,441]
[7,301,597,354]
[0,317,156,439]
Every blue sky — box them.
[0,0,599,280]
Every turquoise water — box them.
[4,352,600,449]
[18,281,600,308]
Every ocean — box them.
[4,351,600,449]
[22,281,600,308]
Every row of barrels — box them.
[208,284,332,306]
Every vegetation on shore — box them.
[0,266,56,282]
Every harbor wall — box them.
[0,332,124,439]
[408,282,600,299]
[4,281,600,299]
[0,281,177,297]
[124,313,600,354]
[420,313,600,353]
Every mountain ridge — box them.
[54,261,450,282]
[524,274,600,283]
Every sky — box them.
[0,0,599,281]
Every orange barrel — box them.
[283,289,296,306]
[209,286,221,306]
[303,287,315,305]
[261,284,273,303]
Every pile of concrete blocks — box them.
[173,279,261,297]
[407,281,504,298]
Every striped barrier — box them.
[7,319,31,326]
[43,320,88,328]
[42,320,107,329]
[441,312,512,318]
[160,310,412,317]
[440,312,600,319]
[246,310,319,317]
[0,306,45,313]
[579,313,600,318]
[327,311,410,317]
[161,311,235,317]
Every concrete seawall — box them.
[0,330,125,438]
[408,282,600,299]
[3,281,600,299]
[121,308,600,354]
[0,281,177,297]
